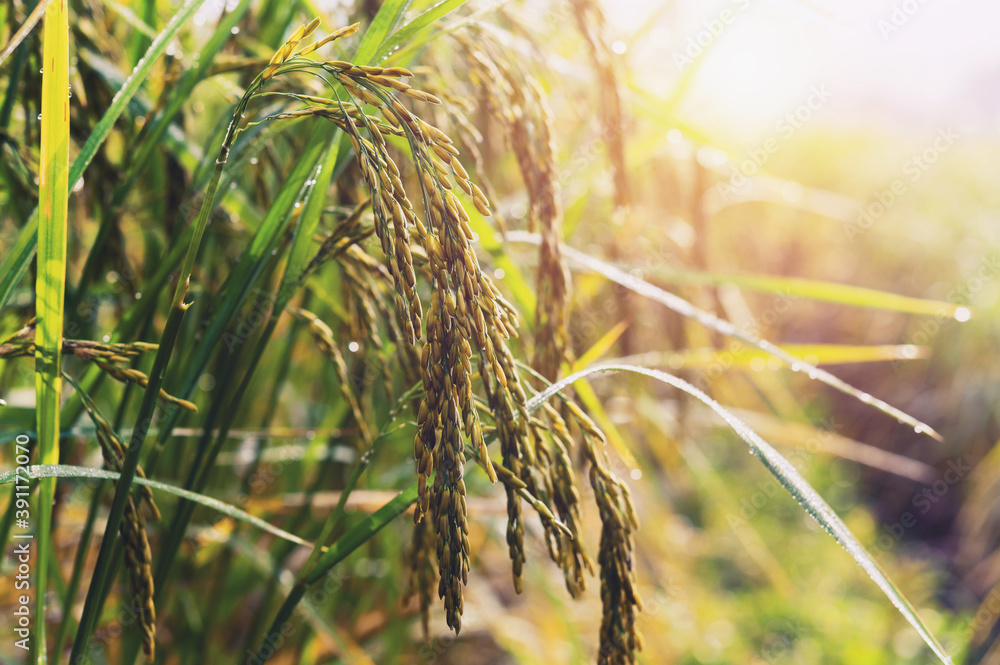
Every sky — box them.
[611,0,1000,144]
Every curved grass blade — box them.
[251,354,952,663]
[33,2,70,660]
[0,0,211,313]
[0,465,313,547]
[505,230,944,441]
[527,362,953,665]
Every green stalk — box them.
[295,384,419,585]
[68,81,256,664]
[34,0,70,661]
[55,333,148,663]
[53,481,101,660]
[67,307,186,660]
[251,485,420,663]
[149,131,340,600]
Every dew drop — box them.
[37,114,42,120]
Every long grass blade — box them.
[0,465,313,547]
[33,1,70,660]
[505,231,944,441]
[526,362,952,665]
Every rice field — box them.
[1,0,999,663]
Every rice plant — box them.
[0,0,991,663]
